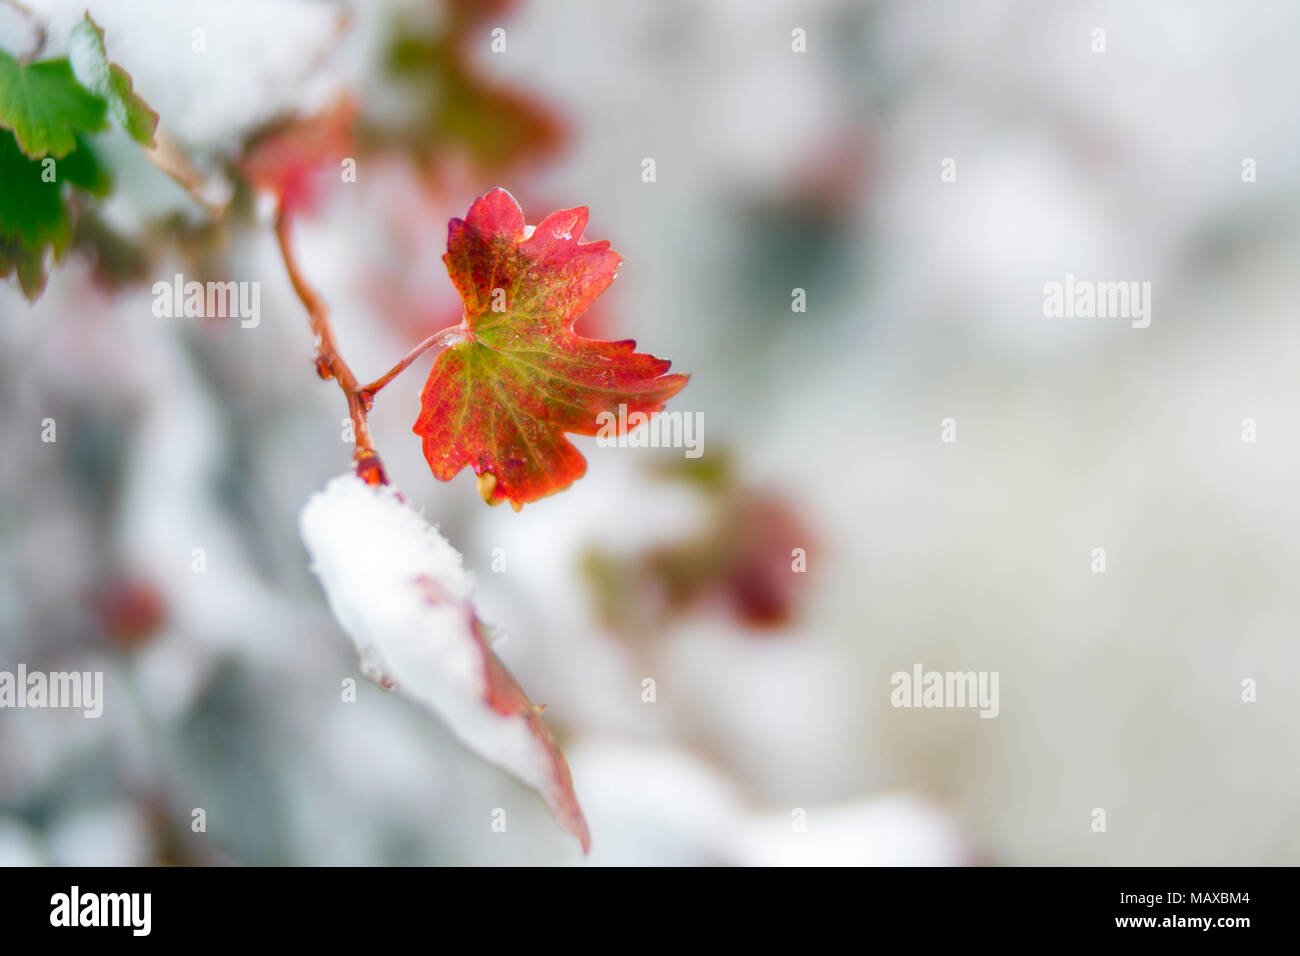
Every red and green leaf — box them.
[414,188,689,510]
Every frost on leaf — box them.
[299,473,590,852]
[415,187,689,510]
[68,14,159,147]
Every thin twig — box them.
[145,130,230,218]
[358,323,463,400]
[274,207,460,481]
[3,0,47,61]
[274,207,374,457]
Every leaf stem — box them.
[358,322,464,400]
[274,207,461,483]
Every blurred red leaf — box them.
[386,9,565,179]
[90,576,167,649]
[583,458,815,635]
[242,98,359,218]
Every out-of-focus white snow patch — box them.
[565,740,741,865]
[567,739,970,866]
[735,795,972,867]
[299,473,589,851]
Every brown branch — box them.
[274,207,458,485]
[274,207,377,464]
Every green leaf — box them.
[0,129,70,298]
[58,135,110,197]
[0,130,110,300]
[69,14,159,147]
[0,50,107,159]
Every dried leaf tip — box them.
[477,471,498,504]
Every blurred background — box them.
[2,0,1299,865]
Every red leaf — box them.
[242,98,358,218]
[465,603,590,853]
[414,188,689,509]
